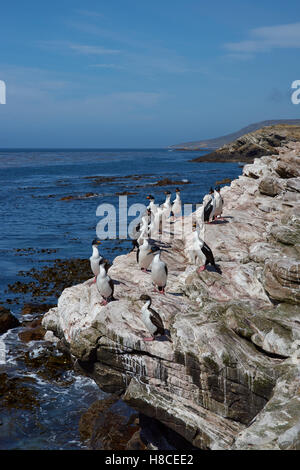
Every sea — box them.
[0,148,243,449]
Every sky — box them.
[0,0,300,147]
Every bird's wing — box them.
[149,308,164,333]
[201,242,215,266]
[164,263,168,277]
[204,201,212,221]
[108,277,114,295]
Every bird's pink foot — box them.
[198,265,206,273]
[144,337,154,342]
[101,299,108,306]
[93,277,97,283]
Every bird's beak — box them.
[96,240,101,244]
[146,196,150,199]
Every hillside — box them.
[191,124,300,163]
[170,119,300,150]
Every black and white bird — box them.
[137,216,149,246]
[191,226,221,274]
[142,208,152,226]
[171,188,182,218]
[150,246,168,294]
[160,190,172,219]
[149,205,164,237]
[203,188,216,223]
[139,294,172,342]
[136,238,156,272]
[129,220,141,252]
[146,194,158,215]
[96,259,115,305]
[202,187,213,207]
[90,239,102,283]
[195,202,205,228]
[213,186,224,221]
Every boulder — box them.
[0,306,20,335]
[258,176,283,197]
[263,258,300,304]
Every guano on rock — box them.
[43,142,300,450]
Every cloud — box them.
[66,20,196,75]
[69,44,120,55]
[0,64,162,115]
[88,64,123,69]
[39,40,120,56]
[75,10,104,19]
[224,22,300,55]
[224,52,255,61]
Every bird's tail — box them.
[164,330,173,343]
[214,264,222,275]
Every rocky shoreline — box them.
[191,124,300,164]
[42,142,300,450]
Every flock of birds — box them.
[89,186,224,343]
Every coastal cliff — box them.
[43,142,300,450]
[191,124,300,163]
[170,119,300,151]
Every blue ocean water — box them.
[0,148,243,449]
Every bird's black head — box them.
[147,195,154,201]
[209,187,214,194]
[139,294,151,302]
[216,186,221,192]
[175,188,180,192]
[164,190,171,195]
[150,245,160,254]
[99,258,108,271]
[92,238,101,246]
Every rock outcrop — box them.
[0,306,20,335]
[191,124,300,163]
[43,142,300,450]
[170,119,300,151]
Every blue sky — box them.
[0,0,300,147]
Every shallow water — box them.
[0,148,242,449]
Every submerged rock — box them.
[43,142,300,450]
[79,395,141,450]
[0,306,20,335]
[18,315,46,343]
[0,373,39,411]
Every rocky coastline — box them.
[42,142,300,450]
[191,124,300,163]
